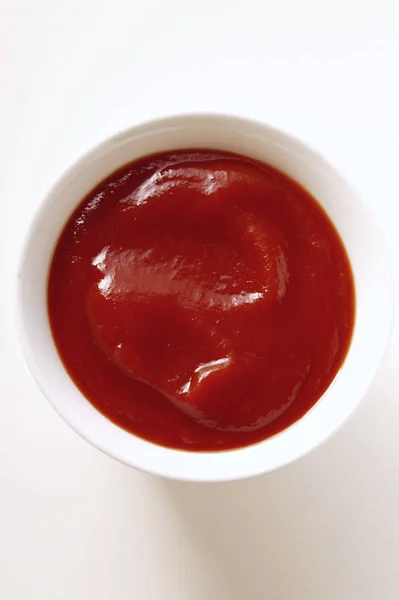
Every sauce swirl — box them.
[48,149,355,450]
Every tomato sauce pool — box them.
[48,149,355,451]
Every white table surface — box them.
[1,1,399,598]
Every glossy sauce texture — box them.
[48,149,355,451]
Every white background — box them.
[1,1,399,598]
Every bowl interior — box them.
[16,114,393,481]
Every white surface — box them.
[1,0,399,597]
[17,113,393,481]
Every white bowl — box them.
[16,114,394,482]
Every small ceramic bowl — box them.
[16,114,394,481]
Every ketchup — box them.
[48,149,355,451]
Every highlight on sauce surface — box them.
[47,149,355,451]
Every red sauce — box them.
[48,149,355,451]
